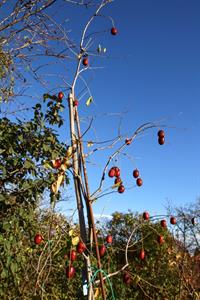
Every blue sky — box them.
[3,0,200,218]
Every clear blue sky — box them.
[4,0,200,218]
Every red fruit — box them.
[34,234,43,245]
[160,219,167,228]
[157,235,164,244]
[133,169,139,178]
[125,138,131,145]
[136,178,143,187]
[58,91,64,100]
[53,158,62,169]
[143,211,150,221]
[170,217,176,225]
[73,100,79,107]
[108,168,116,178]
[99,245,106,257]
[111,27,118,35]
[158,137,165,145]
[114,167,120,178]
[70,250,77,261]
[66,265,75,279]
[139,249,145,260]
[82,57,89,66]
[118,184,125,193]
[114,177,121,184]
[77,241,86,254]
[158,130,165,138]
[191,217,195,225]
[106,235,113,244]
[123,273,131,285]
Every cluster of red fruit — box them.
[108,166,125,193]
[158,130,165,145]
[65,236,112,279]
[133,169,143,187]
[65,241,86,279]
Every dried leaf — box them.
[51,173,65,194]
[94,287,100,298]
[69,229,74,237]
[87,141,94,147]
[72,236,79,246]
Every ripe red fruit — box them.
[143,211,150,221]
[34,234,43,245]
[108,168,116,178]
[114,177,121,185]
[73,100,79,107]
[114,167,120,178]
[191,217,195,225]
[53,158,62,169]
[158,130,165,138]
[99,245,106,257]
[106,235,113,244]
[136,178,143,187]
[77,241,86,254]
[123,273,131,285]
[111,27,118,35]
[58,91,64,100]
[82,57,89,66]
[133,169,139,178]
[66,265,75,279]
[139,249,145,260]
[125,138,132,145]
[158,137,165,145]
[157,235,164,244]
[118,184,125,193]
[170,216,176,225]
[160,219,167,228]
[70,250,77,261]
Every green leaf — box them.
[86,96,93,106]
[1,269,8,279]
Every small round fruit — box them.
[123,273,131,285]
[158,130,165,138]
[114,177,121,185]
[70,250,77,261]
[170,216,176,225]
[111,27,118,35]
[158,137,165,145]
[77,241,86,254]
[82,57,89,66]
[99,245,106,257]
[58,91,64,100]
[157,235,164,244]
[73,100,79,107]
[136,178,143,187]
[108,168,116,178]
[106,235,113,244]
[118,184,125,193]
[133,169,139,178]
[34,234,43,245]
[160,219,167,228]
[112,166,120,178]
[66,266,75,279]
[143,211,150,221]
[53,158,62,169]
[125,138,131,145]
[139,249,145,260]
